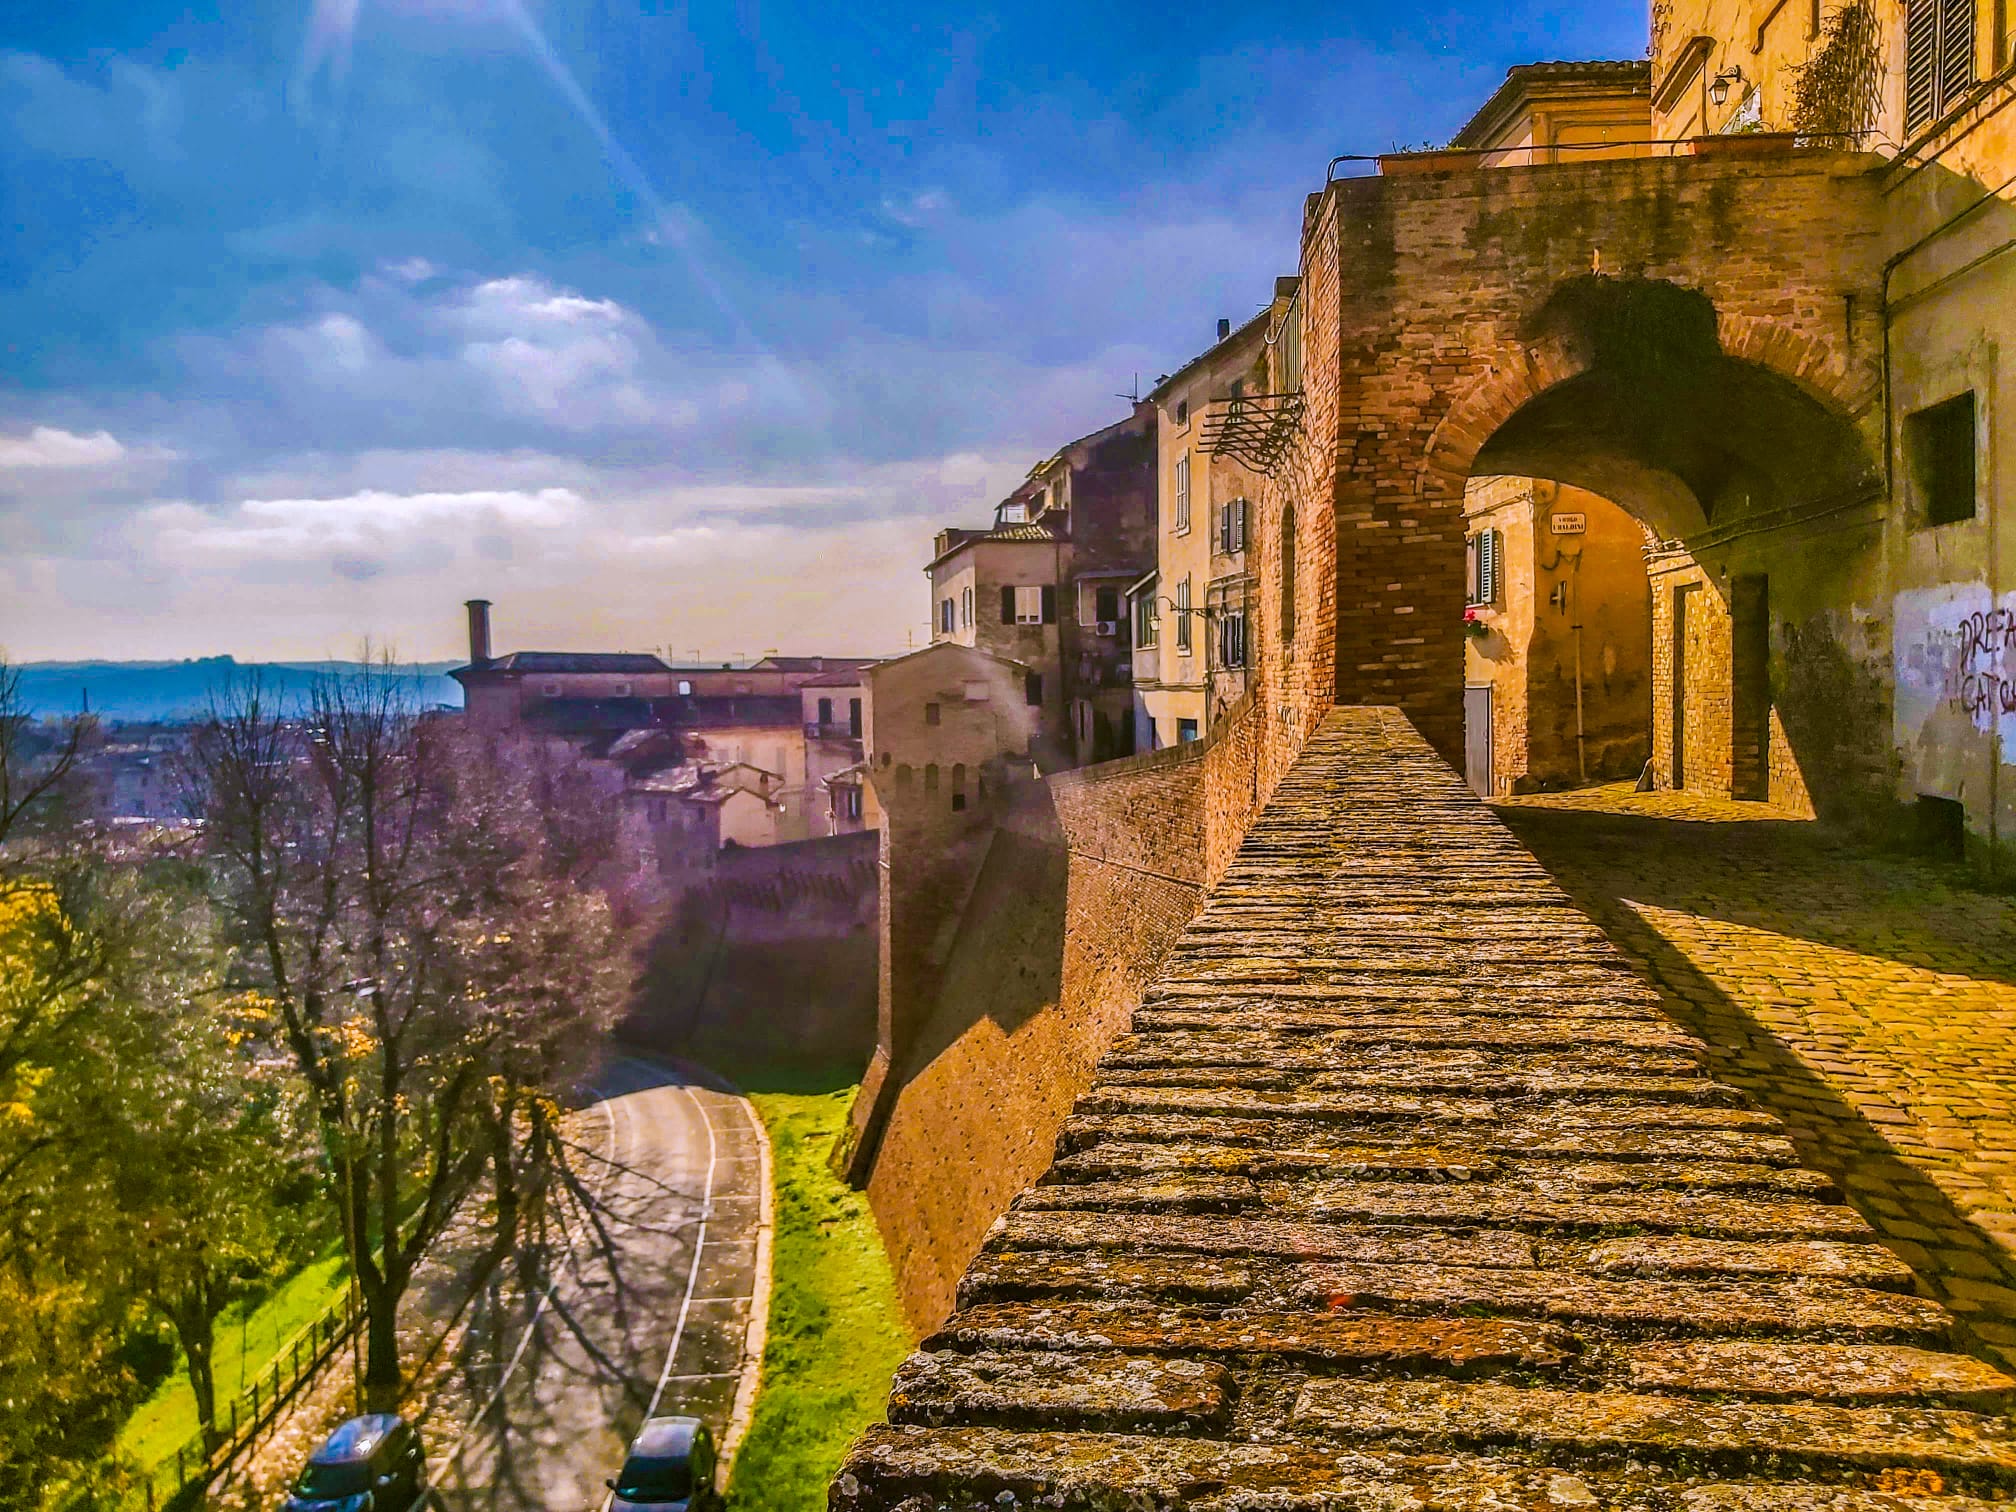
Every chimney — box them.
[1217,317,1231,341]
[465,599,493,666]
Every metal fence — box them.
[134,1283,361,1510]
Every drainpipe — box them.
[1572,552,1588,786]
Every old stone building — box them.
[450,600,882,854]
[926,406,1156,767]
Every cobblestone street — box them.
[1498,784,2016,1365]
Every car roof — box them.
[630,1416,703,1458]
[313,1413,405,1463]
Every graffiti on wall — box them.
[1893,583,2016,760]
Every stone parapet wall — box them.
[836,706,2016,1509]
[856,696,1278,1331]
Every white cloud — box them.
[137,487,586,577]
[0,426,130,469]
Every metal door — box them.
[1463,684,1493,797]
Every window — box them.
[849,697,863,737]
[613,681,632,697]
[1281,505,1298,643]
[1219,498,1248,555]
[1906,0,1976,130]
[962,586,974,626]
[1177,718,1200,743]
[1051,480,1065,510]
[951,763,967,812]
[1466,529,1503,607]
[817,697,833,725]
[1175,398,1190,426]
[1010,585,1049,625]
[924,764,940,794]
[1000,502,1028,524]
[1174,454,1192,534]
[940,598,956,634]
[1025,672,1044,706]
[1176,576,1193,654]
[1909,392,1978,525]
[925,702,941,726]
[1218,610,1248,669]
[841,786,863,820]
[678,679,692,696]
[1135,590,1158,647]
[1096,585,1120,623]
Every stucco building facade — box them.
[926,407,1156,769]
[1130,300,1287,752]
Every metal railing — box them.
[132,1284,362,1509]
[1324,130,1865,181]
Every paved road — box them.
[423,1056,767,1512]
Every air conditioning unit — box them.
[1095,620,1118,637]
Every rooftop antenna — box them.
[1114,372,1140,404]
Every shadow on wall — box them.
[623,833,881,1072]
[856,730,1249,1331]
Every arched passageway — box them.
[1239,148,1894,824]
[1444,276,1880,810]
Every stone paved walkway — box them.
[836,711,2016,1512]
[1498,784,2016,1367]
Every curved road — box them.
[424,1057,767,1512]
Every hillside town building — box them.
[925,405,1156,768]
[449,599,880,862]
[1129,296,1291,751]
[1463,478,1656,795]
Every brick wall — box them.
[1266,150,1890,820]
[854,697,1274,1331]
[624,831,880,1069]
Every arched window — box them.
[951,763,967,811]
[1280,504,1298,643]
[924,763,940,794]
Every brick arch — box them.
[1421,334,1594,491]
[1423,312,1870,493]
[1713,312,1880,417]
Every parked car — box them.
[283,1413,425,1512]
[606,1416,719,1510]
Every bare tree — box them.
[189,667,627,1400]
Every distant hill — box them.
[11,657,465,723]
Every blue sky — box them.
[0,0,1645,662]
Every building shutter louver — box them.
[1907,0,1975,130]
[1041,585,1056,624]
[1907,0,1939,127]
[1001,586,1016,625]
[1939,0,1975,120]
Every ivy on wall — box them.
[1789,0,1885,142]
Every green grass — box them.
[727,1078,913,1512]
[115,1253,351,1473]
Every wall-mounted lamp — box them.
[1710,66,1745,107]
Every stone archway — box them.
[1251,148,1891,816]
[1418,278,1883,806]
